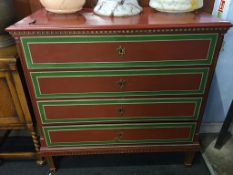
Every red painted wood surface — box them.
[6,8,231,32]
[44,102,196,120]
[37,73,202,95]
[29,40,210,63]
[48,127,191,144]
[39,143,200,156]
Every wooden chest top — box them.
[6,8,231,32]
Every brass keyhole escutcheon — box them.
[117,106,125,116]
[117,46,126,57]
[117,79,126,90]
[115,131,124,141]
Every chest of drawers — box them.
[7,8,231,172]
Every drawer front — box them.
[43,123,196,147]
[31,68,209,99]
[38,98,202,124]
[21,34,217,69]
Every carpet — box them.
[0,136,210,175]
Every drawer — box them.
[31,68,209,98]
[21,34,218,69]
[43,123,196,147]
[38,98,202,124]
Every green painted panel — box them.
[38,97,202,124]
[21,34,218,69]
[31,68,209,99]
[43,123,196,147]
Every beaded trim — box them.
[9,27,229,36]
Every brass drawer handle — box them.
[117,79,126,90]
[117,46,126,57]
[115,131,124,141]
[117,106,125,116]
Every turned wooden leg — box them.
[184,152,196,166]
[31,131,45,166]
[46,156,56,173]
[36,156,45,166]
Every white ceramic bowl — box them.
[40,0,86,14]
[149,0,203,13]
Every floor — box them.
[1,134,233,175]
[0,137,210,175]
[200,133,233,175]
[0,153,210,175]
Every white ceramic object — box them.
[94,0,142,17]
[149,0,203,13]
[40,0,86,13]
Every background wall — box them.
[203,1,233,123]
[13,0,41,19]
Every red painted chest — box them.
[7,7,232,172]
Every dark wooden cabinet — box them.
[0,48,23,128]
[7,7,232,172]
[0,45,42,162]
